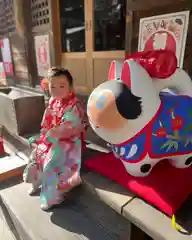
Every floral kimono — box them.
[23,93,85,207]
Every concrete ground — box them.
[0,212,15,240]
[0,220,15,240]
[0,177,133,240]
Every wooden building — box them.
[0,0,191,94]
[0,0,36,86]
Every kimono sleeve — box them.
[41,97,54,130]
[41,108,49,129]
[48,103,84,139]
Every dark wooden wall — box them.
[30,0,59,85]
[0,0,56,87]
[11,0,36,86]
[126,0,192,77]
[0,0,37,86]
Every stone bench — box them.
[0,87,45,136]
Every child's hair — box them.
[48,67,73,86]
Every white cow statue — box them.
[87,50,192,177]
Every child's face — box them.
[49,76,71,100]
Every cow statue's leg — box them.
[120,154,161,177]
[169,153,192,168]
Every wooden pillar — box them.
[50,0,62,66]
[22,0,38,87]
[12,0,37,87]
[125,0,133,56]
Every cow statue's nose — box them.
[87,91,127,130]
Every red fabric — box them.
[126,50,177,79]
[84,152,192,216]
[0,137,5,154]
[42,93,80,130]
[81,132,86,151]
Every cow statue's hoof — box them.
[122,162,153,177]
[169,155,192,168]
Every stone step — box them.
[0,178,132,240]
[0,217,16,240]
[0,205,17,240]
[0,127,29,181]
[0,155,26,182]
[0,123,138,240]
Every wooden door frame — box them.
[90,0,125,89]
[85,0,125,90]
[52,0,126,92]
[90,0,125,59]
[53,1,127,57]
[85,0,94,93]
[51,0,94,93]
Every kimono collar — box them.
[60,92,78,107]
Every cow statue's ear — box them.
[115,82,142,120]
[121,61,132,88]
[108,60,123,81]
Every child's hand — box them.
[28,135,39,147]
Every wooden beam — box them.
[23,0,38,87]
[12,0,37,87]
[125,0,133,55]
[126,0,183,11]
[50,0,62,66]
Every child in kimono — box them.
[23,67,85,211]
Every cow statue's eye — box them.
[95,95,107,110]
